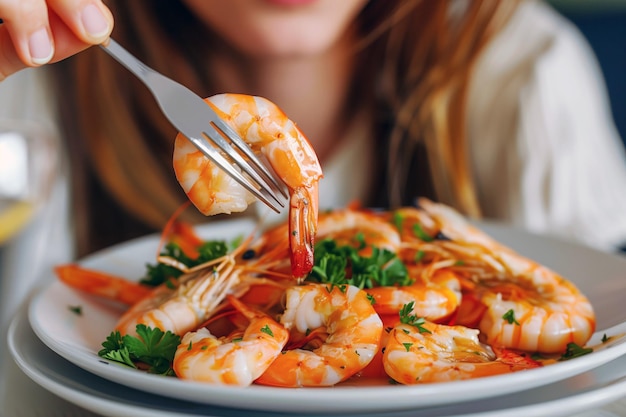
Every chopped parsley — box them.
[98,324,181,375]
[399,302,431,334]
[559,342,593,361]
[140,240,229,287]
[68,305,82,316]
[307,238,411,289]
[502,309,520,325]
[392,211,435,243]
[260,325,274,337]
[412,223,433,242]
[392,212,404,232]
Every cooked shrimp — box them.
[415,198,596,353]
[312,208,461,321]
[172,296,289,386]
[248,208,402,278]
[173,93,323,278]
[55,264,152,306]
[476,277,595,353]
[383,320,541,384]
[255,283,383,387]
[366,269,461,321]
[316,208,401,254]
[115,252,242,337]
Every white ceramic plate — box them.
[10,300,626,417]
[27,218,626,414]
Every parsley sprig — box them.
[99,324,181,375]
[399,302,431,334]
[307,238,411,289]
[140,240,229,287]
[502,309,520,325]
[392,211,433,242]
[559,342,593,361]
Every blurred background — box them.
[549,0,626,144]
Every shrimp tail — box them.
[289,184,318,279]
[55,264,152,305]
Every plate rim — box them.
[25,218,626,413]
[9,301,626,417]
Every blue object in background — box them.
[554,5,626,146]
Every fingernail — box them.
[28,28,53,65]
[81,4,110,38]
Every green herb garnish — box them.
[260,325,274,337]
[559,342,593,361]
[68,305,82,316]
[412,223,433,242]
[399,302,431,334]
[392,212,404,232]
[140,240,229,287]
[502,309,520,325]
[98,324,181,375]
[307,238,411,289]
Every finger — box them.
[47,0,113,44]
[0,0,55,66]
[45,9,93,62]
[0,25,27,80]
[0,0,113,81]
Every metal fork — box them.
[99,38,286,212]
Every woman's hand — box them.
[0,0,113,81]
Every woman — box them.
[1,0,626,321]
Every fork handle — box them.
[99,39,151,83]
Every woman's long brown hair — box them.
[53,0,518,256]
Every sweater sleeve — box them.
[467,1,626,252]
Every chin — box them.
[243,40,336,58]
[236,23,348,58]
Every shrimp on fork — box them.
[173,93,323,278]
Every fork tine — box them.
[212,119,289,200]
[183,133,284,213]
[201,125,286,207]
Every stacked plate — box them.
[8,218,626,417]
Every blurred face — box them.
[181,0,369,57]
